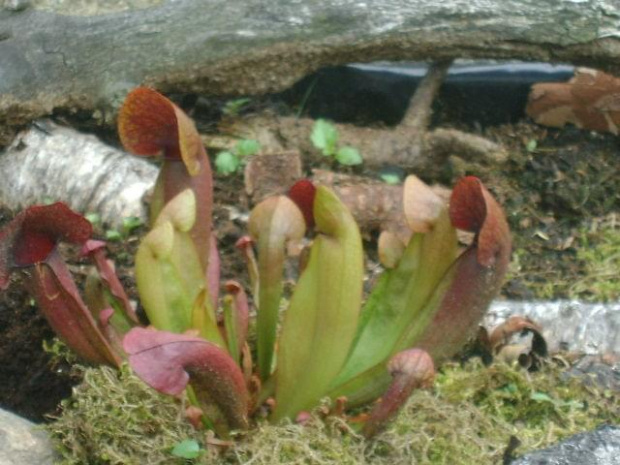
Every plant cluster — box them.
[0,88,511,443]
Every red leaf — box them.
[449,176,510,267]
[119,87,213,270]
[25,251,122,366]
[0,203,91,289]
[288,179,317,228]
[362,349,434,438]
[418,177,511,361]
[13,230,56,266]
[224,280,250,351]
[124,327,249,430]
[81,239,139,324]
[118,87,181,159]
[118,87,204,175]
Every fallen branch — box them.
[0,121,156,227]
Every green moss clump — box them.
[47,365,209,465]
[48,360,618,464]
[570,223,620,302]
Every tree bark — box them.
[0,121,157,227]
[0,0,619,143]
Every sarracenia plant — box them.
[0,87,511,439]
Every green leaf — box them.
[222,295,240,362]
[105,229,122,242]
[380,173,402,185]
[526,139,538,153]
[335,146,363,165]
[215,151,241,175]
[330,216,456,405]
[85,212,101,226]
[122,216,143,235]
[530,391,554,403]
[329,177,458,406]
[191,289,226,349]
[273,187,364,421]
[135,191,206,334]
[236,139,261,157]
[248,196,306,380]
[171,439,203,459]
[310,119,339,156]
[222,98,251,116]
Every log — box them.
[0,121,157,227]
[0,0,619,144]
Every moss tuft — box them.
[47,364,209,465]
[570,219,620,301]
[48,360,618,464]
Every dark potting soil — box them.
[0,207,78,422]
[0,282,76,423]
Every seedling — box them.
[222,98,251,117]
[215,139,261,175]
[103,216,144,241]
[171,439,205,459]
[85,212,101,226]
[311,119,363,166]
[380,173,402,185]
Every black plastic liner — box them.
[279,61,575,128]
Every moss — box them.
[48,360,618,464]
[570,221,620,302]
[47,365,209,465]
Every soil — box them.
[0,268,74,422]
[0,88,618,424]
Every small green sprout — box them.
[85,212,101,226]
[378,166,405,185]
[525,139,538,153]
[335,146,363,166]
[122,216,143,235]
[105,229,123,242]
[215,139,261,175]
[380,173,402,185]
[103,216,144,242]
[311,119,362,166]
[222,98,251,117]
[171,439,204,459]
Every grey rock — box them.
[511,425,620,465]
[0,408,55,465]
[567,354,620,392]
[31,0,159,16]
